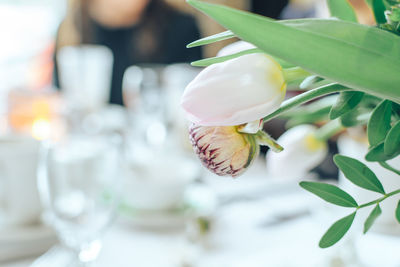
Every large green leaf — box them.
[319,212,356,248]
[384,120,400,156]
[327,0,358,22]
[186,0,400,103]
[334,155,386,194]
[367,100,392,146]
[300,181,358,207]
[363,204,382,233]
[329,91,364,120]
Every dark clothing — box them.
[54,10,202,106]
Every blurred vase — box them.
[337,132,400,235]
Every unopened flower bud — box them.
[181,53,286,126]
[189,123,259,177]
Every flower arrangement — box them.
[181,0,400,248]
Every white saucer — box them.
[118,185,218,229]
[0,223,57,262]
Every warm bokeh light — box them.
[31,118,51,140]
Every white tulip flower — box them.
[181,53,286,126]
[266,125,328,180]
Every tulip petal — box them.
[181,53,286,126]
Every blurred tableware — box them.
[122,64,167,147]
[38,135,121,264]
[0,224,56,263]
[123,151,199,211]
[119,150,201,229]
[57,45,113,113]
[0,135,42,226]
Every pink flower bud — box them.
[189,123,259,177]
[181,53,286,126]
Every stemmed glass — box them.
[37,135,121,266]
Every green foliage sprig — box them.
[186,0,400,248]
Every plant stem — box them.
[314,119,344,141]
[379,161,400,176]
[282,67,311,84]
[263,83,350,123]
[357,188,400,209]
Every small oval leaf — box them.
[366,142,400,162]
[329,91,364,120]
[319,212,356,248]
[363,204,382,234]
[300,181,358,207]
[372,0,387,24]
[327,0,358,22]
[367,100,392,147]
[384,121,400,157]
[396,200,400,224]
[334,155,386,194]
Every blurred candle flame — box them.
[31,118,51,140]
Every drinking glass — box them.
[37,135,121,265]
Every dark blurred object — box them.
[281,0,317,19]
[250,0,289,19]
[54,0,202,106]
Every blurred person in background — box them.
[54,0,202,106]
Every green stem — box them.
[357,188,400,209]
[314,119,344,141]
[255,131,283,152]
[379,161,400,176]
[282,67,312,84]
[263,83,350,123]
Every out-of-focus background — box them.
[0,0,399,267]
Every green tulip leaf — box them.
[363,204,382,234]
[327,0,358,22]
[191,48,262,66]
[187,30,235,48]
[319,212,356,248]
[384,121,400,156]
[330,91,364,120]
[186,0,400,103]
[396,200,400,224]
[367,100,392,147]
[299,75,325,89]
[366,142,400,161]
[300,181,358,207]
[334,155,386,194]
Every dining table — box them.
[2,158,400,267]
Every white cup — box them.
[57,45,114,112]
[0,135,42,226]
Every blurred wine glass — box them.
[122,64,167,148]
[57,45,113,133]
[37,135,121,265]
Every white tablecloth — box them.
[2,159,400,267]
